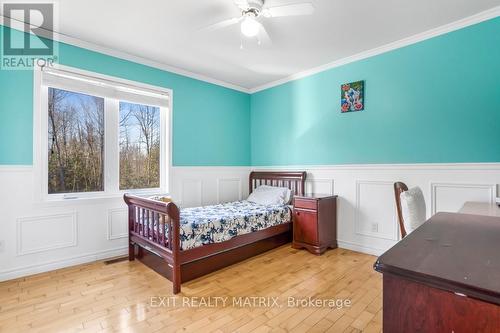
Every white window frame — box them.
[33,63,172,202]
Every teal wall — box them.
[2,18,500,167]
[251,18,500,166]
[0,25,251,166]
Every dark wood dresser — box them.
[374,212,500,332]
[292,194,337,255]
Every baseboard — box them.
[0,246,128,282]
[337,239,386,257]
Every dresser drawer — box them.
[294,198,317,210]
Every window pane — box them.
[48,88,105,194]
[119,102,160,190]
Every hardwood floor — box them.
[0,246,382,332]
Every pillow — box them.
[247,185,290,205]
[284,188,293,205]
[400,187,426,234]
[261,185,292,204]
[256,185,292,204]
[149,195,172,203]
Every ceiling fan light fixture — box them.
[241,15,260,37]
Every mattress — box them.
[178,200,291,250]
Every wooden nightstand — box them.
[292,194,338,255]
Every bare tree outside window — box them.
[48,88,104,194]
[119,102,160,190]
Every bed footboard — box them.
[123,194,181,293]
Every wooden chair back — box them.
[394,182,409,238]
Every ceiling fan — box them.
[202,0,315,45]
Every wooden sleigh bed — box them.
[124,171,307,294]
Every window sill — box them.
[35,190,169,207]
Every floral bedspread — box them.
[178,200,291,250]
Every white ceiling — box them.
[7,0,500,91]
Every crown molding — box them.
[0,16,251,94]
[249,6,500,93]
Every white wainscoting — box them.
[17,212,78,256]
[172,167,250,208]
[107,208,128,240]
[430,182,496,215]
[180,179,203,208]
[305,178,335,196]
[217,178,242,204]
[254,163,500,256]
[0,165,250,281]
[0,163,498,280]
[355,181,399,241]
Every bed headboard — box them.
[249,171,307,196]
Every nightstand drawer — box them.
[294,198,317,210]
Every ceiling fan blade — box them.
[234,0,250,10]
[257,22,272,46]
[200,17,241,32]
[263,2,315,18]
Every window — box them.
[119,102,160,190]
[35,65,171,200]
[48,88,105,194]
